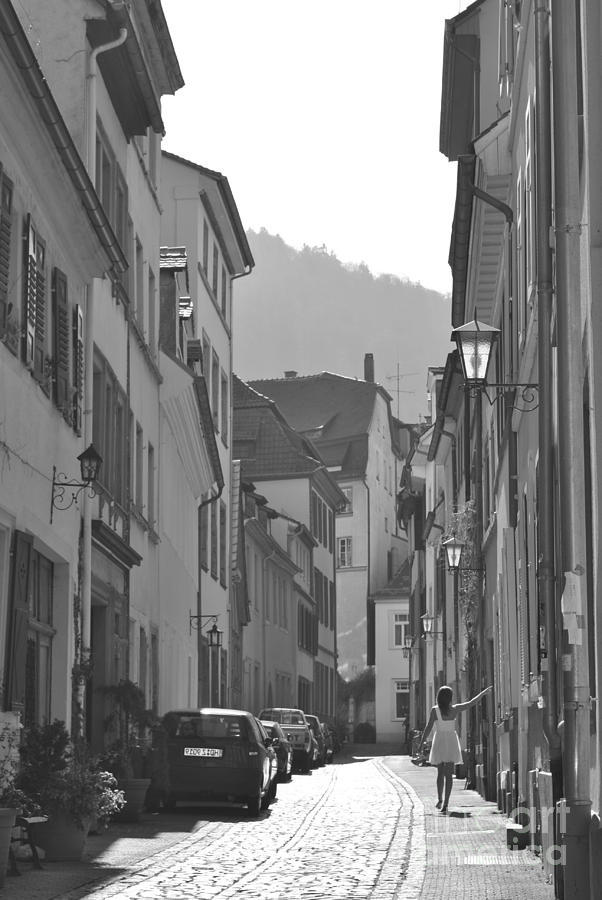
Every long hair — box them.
[437,685,453,714]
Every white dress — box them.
[428,707,463,765]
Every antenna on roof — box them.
[385,364,418,418]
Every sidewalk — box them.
[377,747,556,900]
[2,810,204,900]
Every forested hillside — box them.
[232,229,452,422]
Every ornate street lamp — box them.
[50,443,102,522]
[451,317,499,387]
[401,634,414,659]
[451,316,538,408]
[442,535,465,572]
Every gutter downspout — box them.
[79,26,128,736]
[534,0,562,799]
[198,485,224,704]
[551,1,592,894]
[262,550,277,707]
[362,476,372,668]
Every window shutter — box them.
[22,216,37,368]
[52,267,70,420]
[22,216,46,380]
[72,304,84,434]
[5,530,33,712]
[34,235,47,384]
[0,164,17,355]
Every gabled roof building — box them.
[233,376,345,721]
[251,356,405,682]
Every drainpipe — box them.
[262,550,277,707]
[198,486,224,705]
[534,0,561,795]
[79,25,127,736]
[550,1,591,895]
[362,476,372,666]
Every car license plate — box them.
[184,747,223,758]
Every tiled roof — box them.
[249,373,385,475]
[232,375,326,478]
[250,372,378,434]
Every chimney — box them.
[284,370,297,378]
[364,353,374,383]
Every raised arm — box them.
[420,706,437,748]
[454,684,492,714]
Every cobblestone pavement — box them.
[4,747,557,900]
[384,754,555,900]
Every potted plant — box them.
[0,712,40,886]
[17,720,125,860]
[99,680,155,821]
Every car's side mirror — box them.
[264,736,273,747]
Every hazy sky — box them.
[161,1,469,296]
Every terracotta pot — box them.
[114,778,150,823]
[34,812,89,861]
[0,808,17,887]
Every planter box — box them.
[34,813,89,861]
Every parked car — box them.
[305,714,327,767]
[255,718,279,789]
[258,708,313,773]
[260,720,293,782]
[161,708,277,816]
[322,723,334,762]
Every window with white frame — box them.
[337,537,352,567]
[393,612,409,647]
[340,485,353,514]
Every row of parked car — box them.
[160,706,340,817]
[259,707,339,774]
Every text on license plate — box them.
[184,747,224,758]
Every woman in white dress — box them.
[419,684,492,813]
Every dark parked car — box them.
[162,708,278,816]
[260,720,292,782]
[324,725,341,761]
[305,714,327,767]
[322,723,334,762]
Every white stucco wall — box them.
[374,597,410,743]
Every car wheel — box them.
[163,793,177,811]
[247,795,262,817]
[302,752,312,774]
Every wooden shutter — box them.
[72,304,84,434]
[22,216,46,379]
[4,530,32,712]
[52,267,70,420]
[22,217,36,368]
[0,164,17,354]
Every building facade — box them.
[160,152,254,707]
[251,355,404,681]
[233,376,346,720]
[419,0,602,894]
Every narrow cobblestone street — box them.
[4,748,555,900]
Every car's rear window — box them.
[164,713,249,740]
[260,709,305,726]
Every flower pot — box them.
[0,808,17,887]
[114,778,150,823]
[34,812,89,861]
